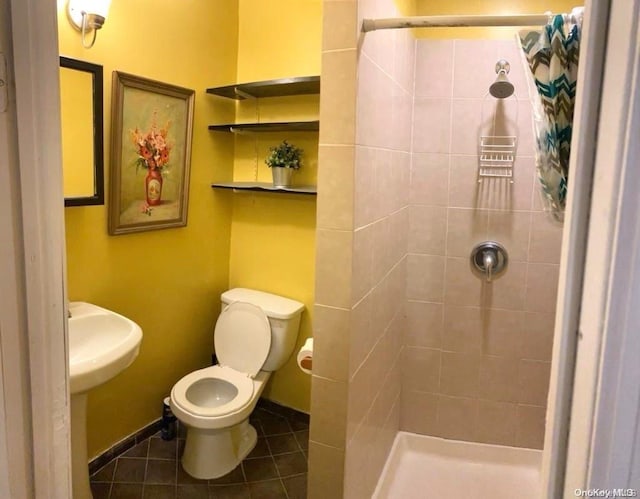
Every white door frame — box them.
[540,0,611,496]
[542,0,640,496]
[586,1,640,486]
[564,0,640,494]
[0,0,35,496]
[2,0,71,497]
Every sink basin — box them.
[68,301,143,394]
[68,302,143,499]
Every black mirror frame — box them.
[60,56,105,207]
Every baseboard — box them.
[88,398,309,475]
[257,398,310,423]
[88,419,162,475]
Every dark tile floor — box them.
[90,404,309,499]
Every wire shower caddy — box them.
[478,135,517,182]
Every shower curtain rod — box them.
[362,10,584,32]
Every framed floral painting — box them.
[108,72,194,235]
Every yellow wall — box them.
[395,0,417,16]
[227,0,322,412]
[58,0,239,457]
[60,67,95,197]
[414,0,579,38]
[236,0,322,83]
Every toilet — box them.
[170,288,304,479]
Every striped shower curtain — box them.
[519,15,581,222]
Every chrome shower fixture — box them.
[489,59,515,99]
[470,241,509,282]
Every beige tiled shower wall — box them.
[308,3,357,495]
[344,7,414,497]
[401,39,563,449]
[308,1,415,498]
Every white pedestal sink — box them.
[68,302,143,499]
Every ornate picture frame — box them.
[108,72,194,235]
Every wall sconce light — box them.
[67,0,112,49]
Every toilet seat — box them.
[214,301,271,378]
[171,365,255,418]
[171,302,272,427]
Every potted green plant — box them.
[265,140,303,188]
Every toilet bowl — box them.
[170,288,304,479]
[171,365,266,429]
[170,365,270,479]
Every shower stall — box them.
[310,2,596,499]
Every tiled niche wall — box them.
[308,0,414,498]
[401,39,563,449]
[344,0,414,497]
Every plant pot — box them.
[271,167,294,188]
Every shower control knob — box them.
[470,241,508,282]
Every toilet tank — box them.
[220,288,304,371]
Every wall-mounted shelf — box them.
[206,76,320,100]
[208,121,319,133]
[211,182,317,195]
[208,77,319,201]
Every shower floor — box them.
[373,432,542,499]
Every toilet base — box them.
[181,418,257,479]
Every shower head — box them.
[490,78,514,99]
[489,59,514,99]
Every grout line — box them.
[262,430,287,497]
[139,476,146,498]
[269,448,305,458]
[293,430,306,456]
[279,464,291,499]
[281,478,291,499]
[360,50,412,100]
[174,440,179,498]
[441,42,456,318]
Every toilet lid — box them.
[214,302,271,378]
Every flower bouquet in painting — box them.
[131,116,171,212]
